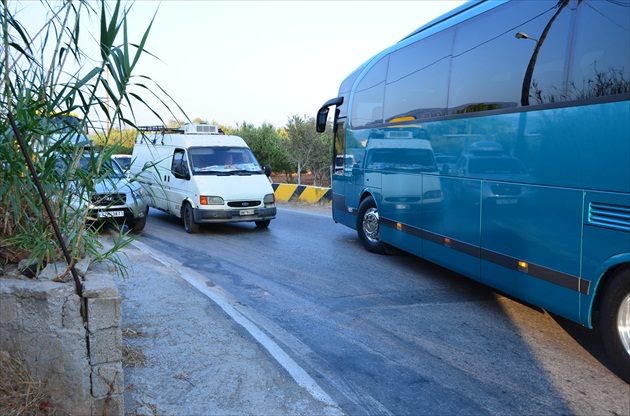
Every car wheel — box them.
[183,202,199,234]
[255,220,270,229]
[130,216,147,232]
[356,196,386,254]
[130,206,149,232]
[600,265,630,383]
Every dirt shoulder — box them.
[276,200,332,216]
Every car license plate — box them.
[496,199,518,205]
[98,210,124,218]
[240,209,255,216]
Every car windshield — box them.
[79,154,126,179]
[113,156,132,170]
[188,147,262,175]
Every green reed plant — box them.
[1,0,182,277]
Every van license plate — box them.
[98,211,124,218]
[240,209,255,216]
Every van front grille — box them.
[228,200,261,208]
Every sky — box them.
[16,1,466,128]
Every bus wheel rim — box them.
[363,207,380,243]
[618,293,630,355]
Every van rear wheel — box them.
[183,203,199,234]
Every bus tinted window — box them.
[384,28,454,122]
[351,56,389,128]
[338,66,365,119]
[569,1,630,100]
[449,1,572,112]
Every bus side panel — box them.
[331,191,356,230]
[379,172,424,257]
[581,191,630,326]
[422,175,482,281]
[480,186,584,320]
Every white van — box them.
[131,123,276,233]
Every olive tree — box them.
[234,121,291,175]
[285,114,332,186]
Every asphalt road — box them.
[123,202,629,415]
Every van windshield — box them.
[188,147,263,175]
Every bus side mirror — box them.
[316,108,329,133]
[316,97,344,133]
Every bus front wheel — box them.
[600,265,630,383]
[357,196,387,255]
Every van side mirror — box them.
[264,164,272,177]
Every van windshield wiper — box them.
[196,170,231,175]
[227,169,261,175]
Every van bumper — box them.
[193,206,276,223]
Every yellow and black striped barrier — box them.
[272,183,332,204]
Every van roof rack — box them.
[137,125,184,134]
[137,123,223,135]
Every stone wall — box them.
[0,270,123,415]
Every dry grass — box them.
[0,350,55,415]
[122,326,148,368]
[121,326,147,339]
[122,346,147,368]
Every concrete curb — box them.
[272,183,332,204]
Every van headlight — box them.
[263,193,275,205]
[200,196,224,205]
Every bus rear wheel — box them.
[600,265,630,383]
[357,196,386,254]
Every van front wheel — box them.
[255,220,270,229]
[183,203,200,234]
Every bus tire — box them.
[357,196,386,254]
[599,265,630,383]
[183,202,199,234]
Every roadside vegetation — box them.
[1,0,178,277]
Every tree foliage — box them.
[285,114,333,186]
[232,121,291,175]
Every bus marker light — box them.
[518,261,529,273]
[444,237,451,247]
[397,222,402,230]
